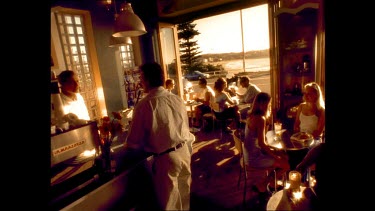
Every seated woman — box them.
[192,78,215,128]
[212,77,240,132]
[243,92,290,194]
[293,82,325,141]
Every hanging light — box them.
[109,36,132,47]
[112,2,147,37]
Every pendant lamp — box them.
[109,36,132,47]
[112,2,147,37]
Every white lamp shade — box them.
[109,36,132,47]
[112,3,147,37]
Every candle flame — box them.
[292,190,303,200]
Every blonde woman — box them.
[293,82,325,140]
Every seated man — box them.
[232,76,261,120]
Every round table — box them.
[266,130,318,170]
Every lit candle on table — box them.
[289,170,301,190]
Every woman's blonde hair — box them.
[304,82,325,110]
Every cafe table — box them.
[266,130,317,170]
[185,100,202,133]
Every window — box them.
[52,8,102,120]
[192,4,271,94]
[119,45,135,69]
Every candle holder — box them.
[287,170,303,204]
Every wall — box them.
[50,0,158,116]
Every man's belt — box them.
[153,142,185,157]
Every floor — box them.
[189,127,269,210]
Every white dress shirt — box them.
[60,93,90,120]
[126,86,195,154]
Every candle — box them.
[289,170,301,190]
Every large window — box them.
[192,4,271,94]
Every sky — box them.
[193,4,269,54]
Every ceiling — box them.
[157,0,237,17]
[157,0,267,23]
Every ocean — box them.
[210,57,270,74]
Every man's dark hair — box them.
[240,76,250,83]
[58,70,75,84]
[198,78,207,85]
[140,62,165,88]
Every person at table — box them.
[213,77,240,132]
[192,78,215,128]
[57,70,90,121]
[293,82,325,140]
[295,142,328,210]
[124,62,195,210]
[165,78,175,94]
[231,76,261,120]
[243,92,290,194]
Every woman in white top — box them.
[212,77,240,131]
[192,78,215,128]
[293,82,325,140]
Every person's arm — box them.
[224,92,235,105]
[296,143,325,172]
[254,116,280,160]
[124,101,149,151]
[293,104,303,133]
[312,108,325,138]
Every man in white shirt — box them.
[58,70,90,121]
[234,76,261,120]
[125,62,195,210]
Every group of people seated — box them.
[165,75,326,208]
[188,76,261,133]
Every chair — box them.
[202,111,214,132]
[232,129,278,207]
[210,103,234,139]
[203,102,235,139]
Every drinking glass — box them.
[274,122,282,135]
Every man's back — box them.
[242,83,261,104]
[126,87,194,154]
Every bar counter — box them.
[49,121,155,210]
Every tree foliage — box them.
[178,20,224,75]
[177,21,203,75]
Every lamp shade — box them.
[109,36,132,47]
[112,3,147,37]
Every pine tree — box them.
[177,21,203,75]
